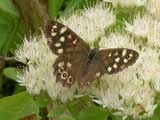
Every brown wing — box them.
[45,21,91,87]
[97,48,139,74]
[53,53,87,88]
[77,48,139,87]
[45,21,90,55]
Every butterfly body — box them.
[46,21,139,88]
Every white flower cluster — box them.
[16,1,160,119]
[145,0,160,18]
[60,3,116,45]
[93,33,159,119]
[125,15,160,47]
[103,0,147,7]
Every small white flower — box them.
[145,0,160,18]
[125,15,160,47]
[103,0,147,7]
[125,15,152,38]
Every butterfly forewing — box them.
[97,48,139,74]
[46,21,90,55]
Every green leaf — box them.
[77,105,109,120]
[59,115,75,120]
[47,107,65,118]
[13,84,26,94]
[0,0,19,17]
[149,104,160,120]
[67,96,91,118]
[107,115,122,120]
[0,11,24,55]
[0,92,39,120]
[34,93,51,108]
[3,67,18,80]
[48,0,64,19]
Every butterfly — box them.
[45,21,139,88]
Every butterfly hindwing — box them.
[46,21,90,55]
[53,53,86,88]
[97,48,139,74]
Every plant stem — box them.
[12,0,49,35]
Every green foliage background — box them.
[0,0,159,120]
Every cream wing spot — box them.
[115,57,120,63]
[67,62,72,67]
[60,37,65,42]
[123,58,128,63]
[51,32,57,37]
[108,52,112,57]
[114,52,119,56]
[113,63,118,69]
[58,62,64,67]
[107,66,112,73]
[96,72,101,77]
[48,38,52,43]
[60,27,67,34]
[52,25,57,29]
[57,49,63,54]
[67,34,72,39]
[129,53,133,57]
[73,39,78,44]
[54,43,61,47]
[122,49,127,57]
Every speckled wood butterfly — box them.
[45,21,139,88]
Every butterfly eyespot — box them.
[61,71,68,79]
[67,76,73,84]
[58,68,63,73]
